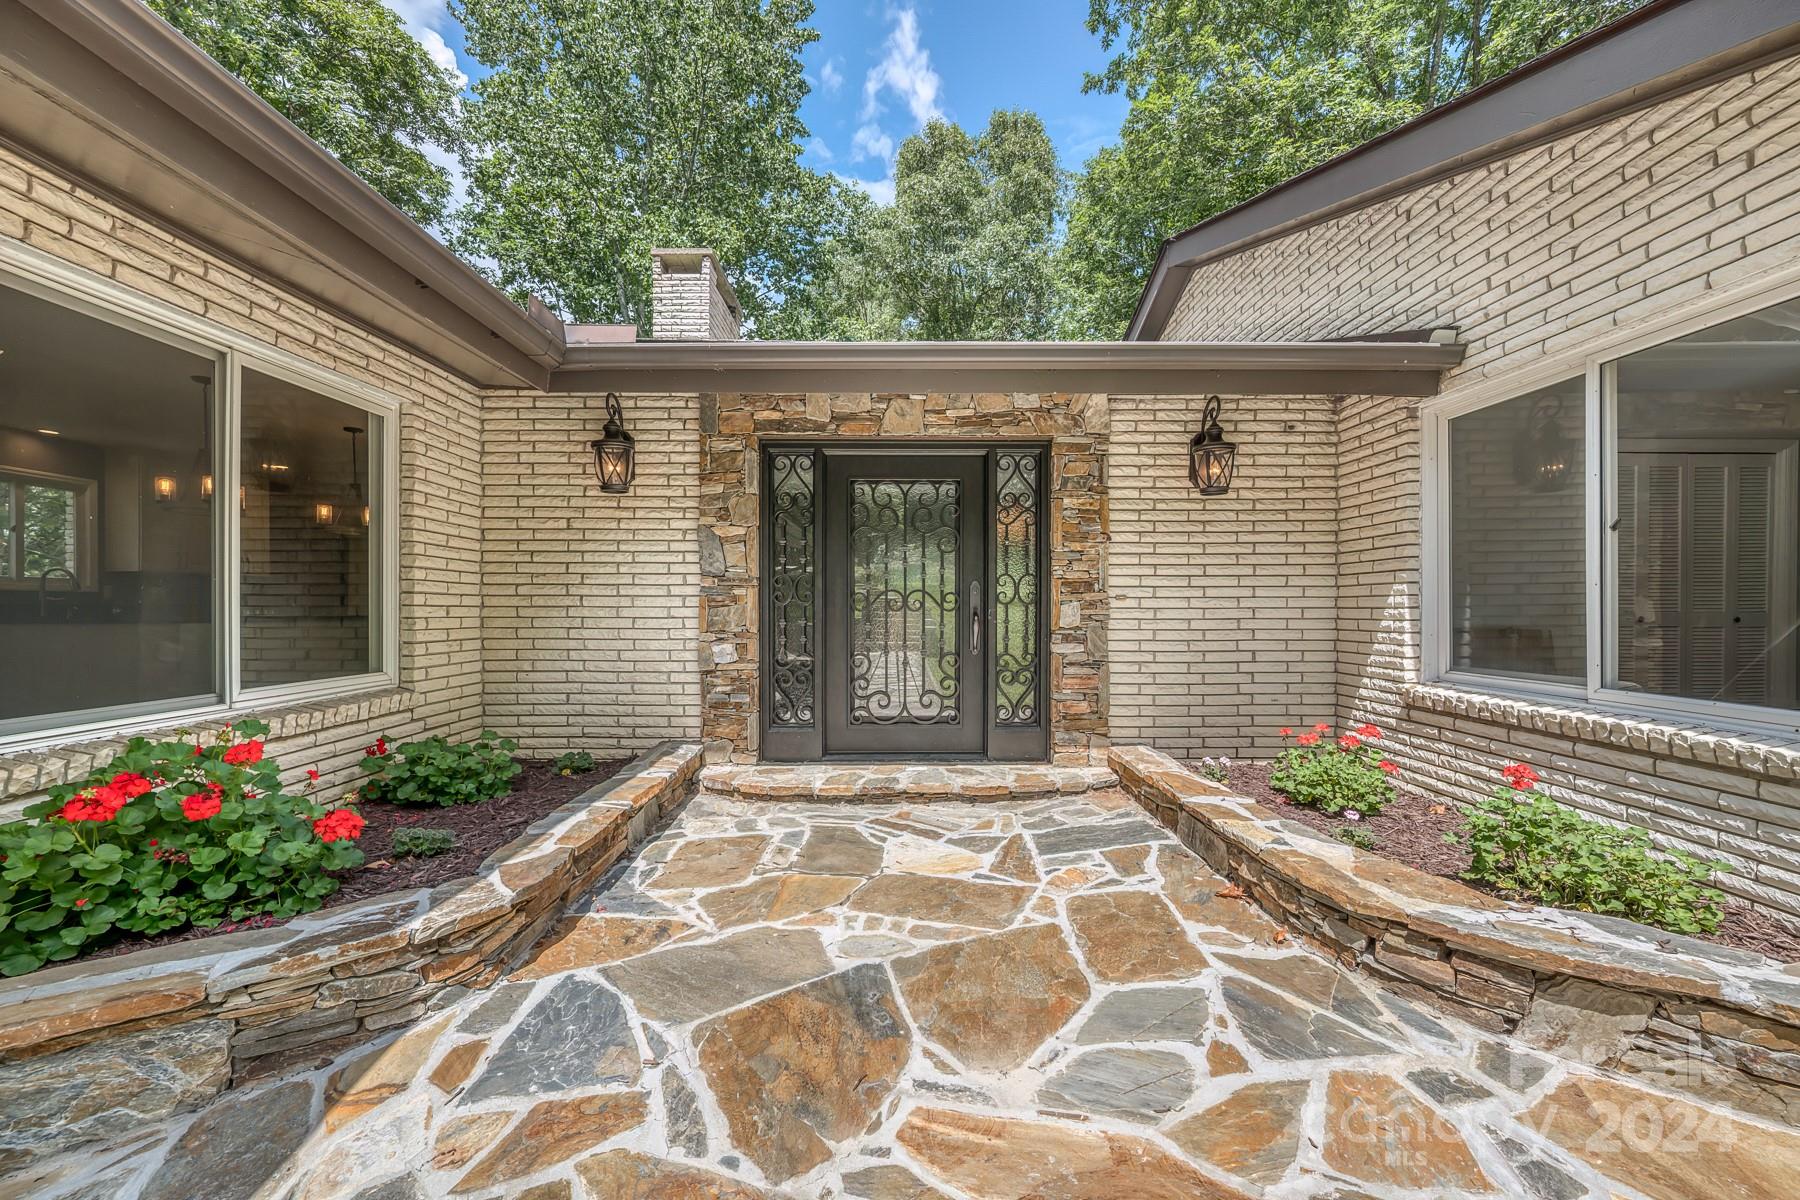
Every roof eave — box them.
[2,0,564,389]
[547,340,1466,397]
[1128,0,1800,341]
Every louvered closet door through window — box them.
[1616,451,1796,707]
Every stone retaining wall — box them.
[1111,745,1800,1126]
[0,741,701,1172]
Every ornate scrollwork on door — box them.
[848,479,961,725]
[994,452,1041,724]
[768,452,815,726]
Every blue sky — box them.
[380,1,1129,206]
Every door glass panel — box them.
[768,451,816,726]
[994,452,1040,723]
[849,478,961,725]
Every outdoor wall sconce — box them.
[1516,395,1573,492]
[153,474,178,503]
[1189,395,1238,496]
[200,474,214,500]
[590,392,636,494]
[313,502,337,526]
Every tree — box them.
[781,111,1065,341]
[1059,0,1647,338]
[146,0,463,228]
[450,0,840,331]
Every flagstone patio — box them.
[24,782,1800,1200]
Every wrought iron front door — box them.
[820,449,986,756]
[761,443,1047,761]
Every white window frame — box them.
[0,239,402,749]
[1422,268,1800,737]
[0,465,99,589]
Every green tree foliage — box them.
[450,0,840,331]
[780,111,1065,341]
[146,0,463,227]
[1059,0,1646,338]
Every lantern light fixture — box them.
[590,392,636,494]
[1188,395,1238,496]
[313,502,337,526]
[153,474,178,503]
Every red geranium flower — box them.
[73,898,87,908]
[110,772,155,799]
[1295,732,1321,747]
[1312,722,1331,733]
[1278,727,1293,737]
[58,785,127,823]
[181,785,224,822]
[1353,723,1382,739]
[312,809,366,843]
[1501,762,1540,791]
[1337,734,1362,751]
[222,740,264,766]
[1378,760,1399,774]
[306,768,320,782]
[364,737,390,758]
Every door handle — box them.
[970,581,981,655]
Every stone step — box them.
[698,763,1119,804]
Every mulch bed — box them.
[1195,759,1800,964]
[85,756,628,962]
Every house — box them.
[1,0,1798,921]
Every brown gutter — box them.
[1128,0,1800,341]
[1,0,563,388]
[549,339,1466,397]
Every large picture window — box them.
[1431,294,1800,726]
[0,273,393,740]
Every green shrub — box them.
[1335,824,1377,851]
[553,750,597,777]
[359,731,520,807]
[1269,723,1399,815]
[392,827,458,858]
[0,721,365,976]
[1454,763,1729,934]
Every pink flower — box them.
[1337,734,1363,751]
[1295,732,1321,747]
[1353,723,1382,739]
[1378,760,1399,775]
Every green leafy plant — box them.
[1454,763,1729,934]
[391,827,458,859]
[1269,723,1399,816]
[359,731,521,807]
[1335,824,1378,851]
[553,750,597,777]
[1195,756,1231,785]
[0,721,365,976]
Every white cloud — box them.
[381,1,469,89]
[806,136,835,164]
[842,174,896,207]
[819,56,845,94]
[851,124,893,164]
[860,8,942,127]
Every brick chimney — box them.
[650,249,742,340]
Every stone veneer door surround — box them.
[698,393,1108,765]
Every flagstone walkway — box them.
[33,787,1800,1199]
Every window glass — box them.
[0,283,218,729]
[1610,299,1800,710]
[240,368,379,687]
[1448,378,1587,683]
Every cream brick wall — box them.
[1110,395,1339,758]
[1162,53,1800,393]
[0,143,485,806]
[1155,53,1800,917]
[481,391,702,755]
[650,252,740,340]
